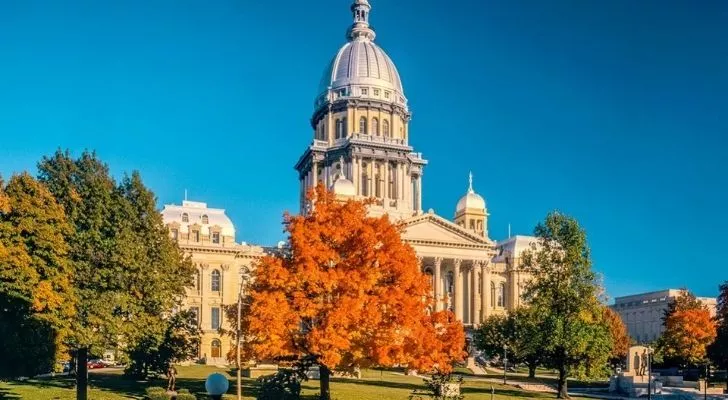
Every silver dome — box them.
[315,1,407,110]
[318,40,405,99]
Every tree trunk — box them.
[76,347,88,400]
[528,362,537,378]
[319,364,331,400]
[557,365,569,399]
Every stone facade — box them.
[162,200,266,365]
[611,289,717,344]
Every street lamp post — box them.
[647,346,652,400]
[236,284,243,400]
[503,344,508,385]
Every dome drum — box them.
[311,97,410,129]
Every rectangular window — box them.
[384,91,390,99]
[211,307,220,330]
[212,232,220,244]
[373,88,380,96]
[193,230,200,242]
[361,88,368,96]
[171,229,178,241]
[190,306,200,326]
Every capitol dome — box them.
[456,173,486,212]
[315,1,407,110]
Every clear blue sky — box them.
[1,0,726,300]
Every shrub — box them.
[177,388,191,394]
[146,392,170,400]
[176,393,196,400]
[145,386,166,395]
[257,369,302,400]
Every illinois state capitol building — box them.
[162,0,537,365]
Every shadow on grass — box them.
[461,385,556,398]
[4,370,264,399]
[328,376,422,392]
[0,386,22,399]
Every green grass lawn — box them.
[0,365,588,399]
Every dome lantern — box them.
[454,172,488,237]
[348,0,376,41]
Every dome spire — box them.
[468,171,474,194]
[347,0,376,41]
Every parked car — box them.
[87,359,106,369]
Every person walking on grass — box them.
[166,364,178,391]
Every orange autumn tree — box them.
[247,185,465,400]
[602,306,630,366]
[658,291,717,366]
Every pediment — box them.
[400,212,493,248]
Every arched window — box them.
[202,214,209,224]
[424,268,434,290]
[383,119,390,137]
[498,282,506,307]
[211,270,221,292]
[211,339,222,358]
[490,282,496,308]
[371,118,379,135]
[361,162,369,196]
[446,272,454,295]
[182,213,189,223]
[359,116,367,134]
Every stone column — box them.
[368,162,373,197]
[480,261,488,323]
[313,160,319,185]
[471,262,478,325]
[352,156,358,191]
[417,175,423,212]
[434,257,443,312]
[454,259,463,322]
[327,104,333,144]
[384,162,390,202]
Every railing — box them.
[312,134,408,148]
[409,152,424,160]
[351,133,406,146]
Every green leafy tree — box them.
[473,307,545,378]
[708,282,728,389]
[125,310,201,378]
[37,151,194,397]
[0,174,76,378]
[473,314,508,362]
[521,211,611,398]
